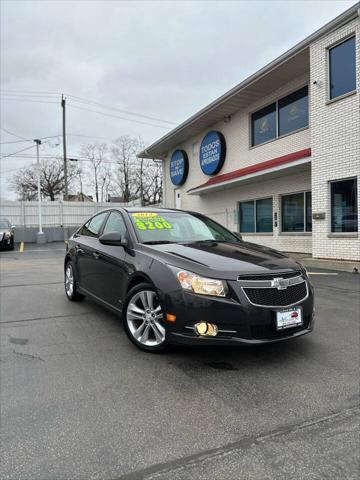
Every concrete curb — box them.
[289,253,359,273]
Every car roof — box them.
[122,207,187,214]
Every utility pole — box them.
[61,94,68,200]
[34,139,46,243]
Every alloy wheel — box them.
[126,290,165,346]
[65,264,74,298]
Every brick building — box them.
[139,4,360,261]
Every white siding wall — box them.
[310,17,360,261]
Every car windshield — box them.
[0,220,10,229]
[128,211,240,244]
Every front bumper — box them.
[0,235,13,249]
[161,278,314,346]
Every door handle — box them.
[93,251,100,259]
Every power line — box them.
[67,133,116,141]
[1,89,177,125]
[0,89,59,95]
[2,95,174,129]
[0,144,36,159]
[0,139,33,145]
[67,103,171,129]
[0,128,62,144]
[1,97,59,105]
[0,127,28,141]
[0,92,58,98]
[66,94,177,125]
[0,153,133,166]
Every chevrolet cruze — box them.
[64,208,314,352]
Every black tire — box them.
[9,239,14,250]
[64,261,85,302]
[123,282,169,353]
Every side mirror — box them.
[99,231,128,247]
[233,231,242,241]
[11,225,16,230]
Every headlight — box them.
[4,232,11,239]
[176,269,228,297]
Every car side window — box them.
[102,211,127,238]
[80,211,108,238]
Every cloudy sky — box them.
[0,0,355,199]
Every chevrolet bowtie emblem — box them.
[271,277,289,290]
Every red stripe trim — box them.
[188,148,311,192]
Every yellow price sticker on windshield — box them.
[132,214,173,230]
[131,212,158,218]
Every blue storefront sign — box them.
[199,131,226,175]
[169,149,189,186]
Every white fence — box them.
[0,201,136,228]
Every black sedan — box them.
[64,208,314,352]
[0,218,15,250]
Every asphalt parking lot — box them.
[0,243,359,480]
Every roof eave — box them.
[138,3,359,159]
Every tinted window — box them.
[329,36,356,99]
[239,198,273,233]
[305,191,312,232]
[251,103,276,146]
[282,192,312,233]
[239,201,255,233]
[80,211,108,237]
[331,178,358,232]
[282,193,304,232]
[256,198,273,232]
[103,211,127,237]
[278,86,308,136]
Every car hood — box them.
[143,241,303,280]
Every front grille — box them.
[243,281,307,307]
[238,271,301,281]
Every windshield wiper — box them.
[142,240,177,245]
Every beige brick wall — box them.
[164,73,310,209]
[310,17,360,261]
[163,75,312,253]
[162,15,360,261]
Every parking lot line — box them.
[308,272,338,275]
[19,241,24,252]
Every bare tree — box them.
[99,164,113,202]
[9,158,76,201]
[81,143,108,202]
[111,136,141,203]
[139,159,163,205]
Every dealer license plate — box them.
[276,307,302,330]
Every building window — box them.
[329,36,356,100]
[251,103,276,146]
[251,86,309,146]
[278,86,309,136]
[281,192,312,233]
[239,198,273,233]
[331,178,358,232]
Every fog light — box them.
[194,322,218,337]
